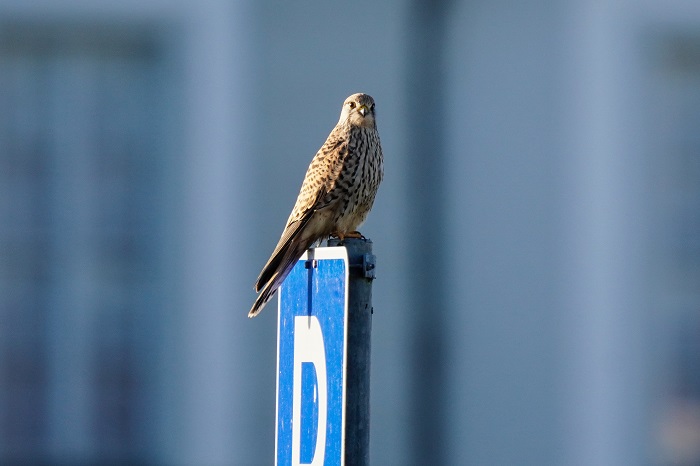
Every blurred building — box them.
[0,0,699,465]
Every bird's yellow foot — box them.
[330,231,367,245]
[330,231,365,242]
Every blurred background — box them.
[1,0,700,465]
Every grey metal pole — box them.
[328,237,375,466]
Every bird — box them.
[249,93,383,318]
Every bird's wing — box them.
[250,127,348,315]
[285,132,347,225]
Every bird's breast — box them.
[329,127,383,233]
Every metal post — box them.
[328,237,375,466]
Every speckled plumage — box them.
[249,93,383,318]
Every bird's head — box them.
[338,93,376,128]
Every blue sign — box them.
[276,247,348,466]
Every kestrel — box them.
[249,93,383,318]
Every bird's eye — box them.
[348,102,356,109]
[371,103,375,111]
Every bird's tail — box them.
[248,282,276,318]
[248,234,315,318]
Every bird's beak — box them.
[358,105,368,117]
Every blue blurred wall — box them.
[1,0,700,465]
